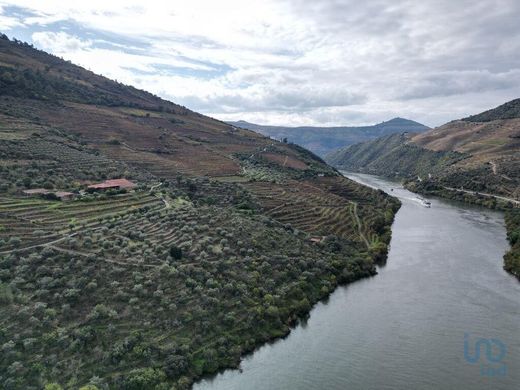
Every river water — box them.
[195,172,520,390]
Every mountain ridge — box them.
[227,117,429,157]
[462,98,520,122]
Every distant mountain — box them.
[227,117,430,157]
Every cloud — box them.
[1,0,520,127]
[399,69,520,100]
[32,31,92,52]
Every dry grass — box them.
[412,118,520,164]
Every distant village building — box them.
[87,178,137,191]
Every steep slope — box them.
[228,117,429,156]
[0,35,400,389]
[327,99,520,203]
[326,132,467,179]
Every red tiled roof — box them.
[88,179,137,189]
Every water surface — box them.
[195,172,519,390]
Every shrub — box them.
[0,282,13,304]
[122,367,166,390]
[44,384,63,390]
[169,245,182,260]
[165,354,189,378]
[9,236,21,247]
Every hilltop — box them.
[462,98,520,122]
[0,34,400,389]
[325,99,520,278]
[227,117,429,157]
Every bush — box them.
[44,384,63,390]
[169,245,182,260]
[122,367,166,390]
[165,354,189,378]
[0,283,13,304]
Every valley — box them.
[325,100,520,279]
[1,2,519,390]
[228,118,429,157]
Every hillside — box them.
[462,98,520,122]
[0,35,400,389]
[325,99,520,278]
[325,132,466,177]
[327,99,520,202]
[227,117,429,157]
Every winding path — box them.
[442,186,520,205]
[351,202,370,248]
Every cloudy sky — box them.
[1,0,519,127]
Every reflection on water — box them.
[195,172,519,390]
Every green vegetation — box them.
[236,144,337,181]
[325,133,467,179]
[0,34,400,389]
[504,210,520,279]
[0,179,395,388]
[0,133,144,194]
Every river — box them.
[194,172,520,390]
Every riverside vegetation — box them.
[0,34,400,389]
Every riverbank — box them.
[195,172,519,390]
[184,206,400,387]
[504,210,520,279]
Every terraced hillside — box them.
[244,177,395,252]
[0,192,163,252]
[0,35,400,389]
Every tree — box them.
[169,245,183,260]
[122,368,166,390]
[165,354,188,378]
